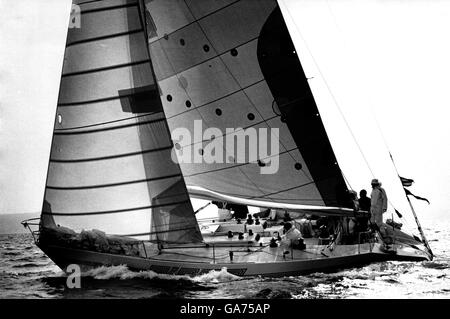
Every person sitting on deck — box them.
[280,222,306,250]
[297,217,314,238]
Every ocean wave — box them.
[254,288,292,299]
[0,270,19,278]
[12,263,42,268]
[82,265,241,284]
[14,256,38,262]
[311,262,407,282]
[2,251,21,256]
[191,268,241,284]
[12,262,52,268]
[422,261,449,269]
[382,277,400,284]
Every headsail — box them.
[143,0,353,209]
[277,0,431,254]
[41,0,202,244]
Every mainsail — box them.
[143,0,353,208]
[41,0,202,244]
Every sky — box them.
[0,0,449,226]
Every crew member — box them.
[354,189,371,232]
[349,190,360,211]
[358,189,371,212]
[370,179,388,228]
[281,222,305,250]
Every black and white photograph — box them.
[1,0,449,308]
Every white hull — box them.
[39,240,429,277]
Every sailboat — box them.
[22,0,433,277]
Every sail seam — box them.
[49,145,174,163]
[254,181,317,198]
[174,114,278,150]
[256,174,346,200]
[46,173,182,190]
[154,36,259,82]
[61,59,151,78]
[146,0,241,45]
[66,29,144,47]
[184,148,297,177]
[41,199,190,216]
[165,79,265,120]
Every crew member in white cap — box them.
[370,179,388,228]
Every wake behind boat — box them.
[23,0,432,277]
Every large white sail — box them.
[41,0,202,244]
[143,0,354,209]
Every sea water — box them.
[1,218,449,299]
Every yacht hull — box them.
[38,242,429,277]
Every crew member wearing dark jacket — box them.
[358,189,371,212]
[356,189,371,232]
